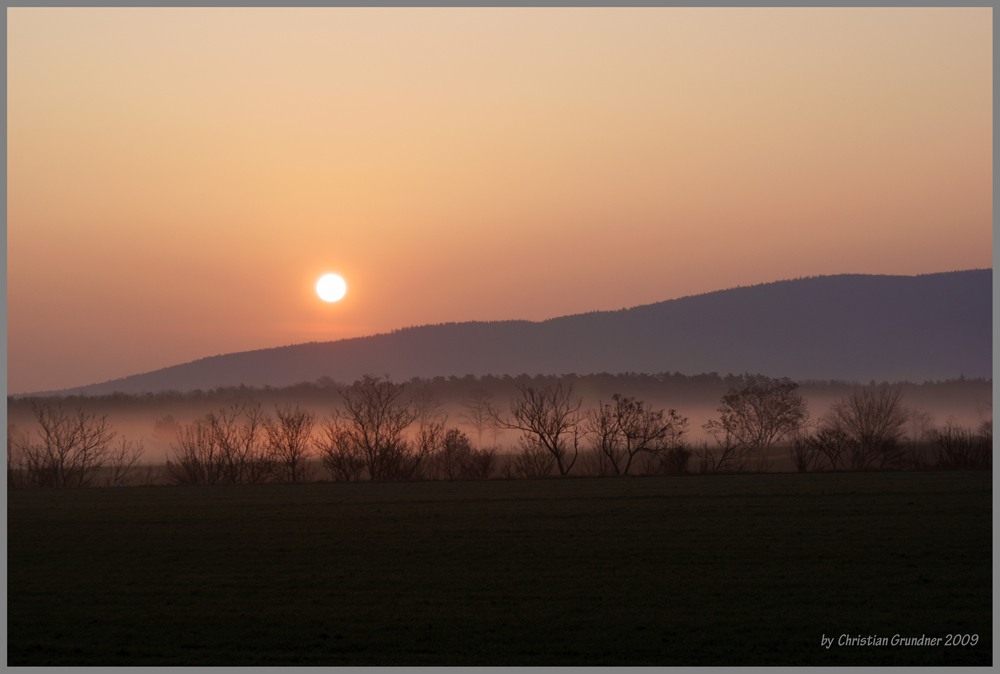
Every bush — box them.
[931,424,992,471]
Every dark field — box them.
[8,472,992,666]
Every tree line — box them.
[9,371,989,421]
[8,373,992,488]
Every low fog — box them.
[9,373,991,470]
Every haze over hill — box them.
[30,270,991,397]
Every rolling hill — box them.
[35,269,992,396]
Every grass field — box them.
[7,471,992,666]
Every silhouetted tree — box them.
[164,420,223,485]
[317,422,365,482]
[409,419,445,480]
[460,388,499,447]
[208,403,275,484]
[787,430,820,473]
[489,382,583,477]
[106,437,146,486]
[433,428,473,480]
[9,403,121,488]
[464,445,498,479]
[265,404,317,483]
[318,375,419,482]
[931,422,992,470]
[701,374,807,472]
[163,403,275,485]
[584,394,688,476]
[404,382,448,480]
[821,384,909,470]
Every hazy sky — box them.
[7,8,993,394]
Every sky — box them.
[7,8,993,394]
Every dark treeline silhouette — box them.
[8,371,992,420]
[8,373,991,488]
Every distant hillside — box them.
[35,270,992,396]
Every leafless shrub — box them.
[106,437,146,486]
[164,420,223,485]
[164,403,275,485]
[10,403,119,488]
[931,423,992,471]
[656,445,692,475]
[434,428,473,480]
[788,431,819,473]
[266,405,317,483]
[696,431,750,474]
[317,421,366,482]
[497,450,518,480]
[209,403,275,485]
[514,438,556,478]
[410,417,450,480]
[465,446,498,480]
[318,375,419,482]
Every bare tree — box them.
[800,425,852,472]
[164,404,275,485]
[584,399,621,476]
[406,382,448,480]
[164,420,223,485]
[318,375,419,482]
[931,422,992,471]
[408,418,445,480]
[823,384,909,470]
[489,382,583,477]
[317,421,365,482]
[11,403,119,488]
[584,394,689,476]
[702,374,808,472]
[106,437,146,486]
[207,403,275,484]
[266,405,317,483]
[787,429,819,473]
[460,388,498,447]
[695,431,745,474]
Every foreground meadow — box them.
[7,472,991,666]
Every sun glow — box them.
[316,274,347,302]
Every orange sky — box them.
[7,8,993,394]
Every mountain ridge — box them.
[26,269,992,396]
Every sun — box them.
[316,274,347,302]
